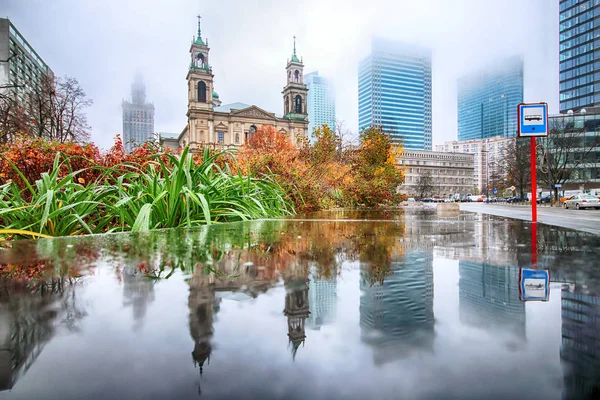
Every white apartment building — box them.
[398,150,475,197]
[436,135,511,195]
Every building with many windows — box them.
[559,0,600,112]
[546,109,600,192]
[457,55,523,141]
[305,71,336,141]
[358,38,432,150]
[122,74,155,153]
[398,150,474,197]
[436,135,511,195]
[0,18,53,99]
[167,17,308,151]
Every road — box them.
[460,203,600,235]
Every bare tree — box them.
[416,171,434,199]
[538,115,600,201]
[501,137,530,199]
[0,75,92,143]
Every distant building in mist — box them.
[122,75,155,153]
[0,18,53,99]
[305,71,336,141]
[559,1,600,112]
[457,55,523,141]
[358,38,432,150]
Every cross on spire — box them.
[197,14,202,38]
[293,35,297,56]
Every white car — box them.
[564,194,600,210]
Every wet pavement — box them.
[0,209,599,400]
[460,202,600,235]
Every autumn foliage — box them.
[236,124,404,212]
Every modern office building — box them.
[0,18,53,97]
[358,38,432,150]
[122,74,155,153]
[436,135,511,194]
[546,109,600,192]
[457,55,523,141]
[559,0,600,112]
[397,150,474,197]
[305,71,336,141]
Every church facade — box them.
[163,17,309,151]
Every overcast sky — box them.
[5,0,558,149]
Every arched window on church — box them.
[288,71,291,82]
[196,53,205,68]
[198,81,207,103]
[294,70,300,83]
[295,95,302,114]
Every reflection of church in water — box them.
[360,251,435,364]
[187,260,311,378]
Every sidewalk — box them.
[459,203,600,236]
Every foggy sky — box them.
[4,0,558,149]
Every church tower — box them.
[187,16,214,112]
[282,37,309,121]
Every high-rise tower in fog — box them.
[122,75,155,153]
[358,38,432,150]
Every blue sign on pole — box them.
[519,269,550,301]
[517,103,548,137]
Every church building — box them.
[162,17,309,151]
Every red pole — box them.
[531,222,537,268]
[530,136,537,223]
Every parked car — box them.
[537,195,552,204]
[507,196,524,203]
[563,194,600,210]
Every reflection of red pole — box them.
[531,222,537,268]
[530,137,537,223]
[530,136,538,268]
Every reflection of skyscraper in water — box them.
[122,267,155,331]
[283,274,310,359]
[360,251,435,364]
[0,283,85,391]
[307,266,336,330]
[561,289,600,400]
[459,261,525,338]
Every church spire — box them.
[291,36,300,63]
[195,15,206,45]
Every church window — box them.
[294,70,300,83]
[217,132,224,144]
[295,95,302,113]
[235,133,240,143]
[196,53,205,67]
[285,95,289,114]
[198,81,207,102]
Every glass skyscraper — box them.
[358,38,432,150]
[457,55,524,141]
[559,0,600,112]
[305,71,336,141]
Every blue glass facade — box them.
[559,0,600,112]
[457,55,523,141]
[305,71,336,142]
[358,39,432,150]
